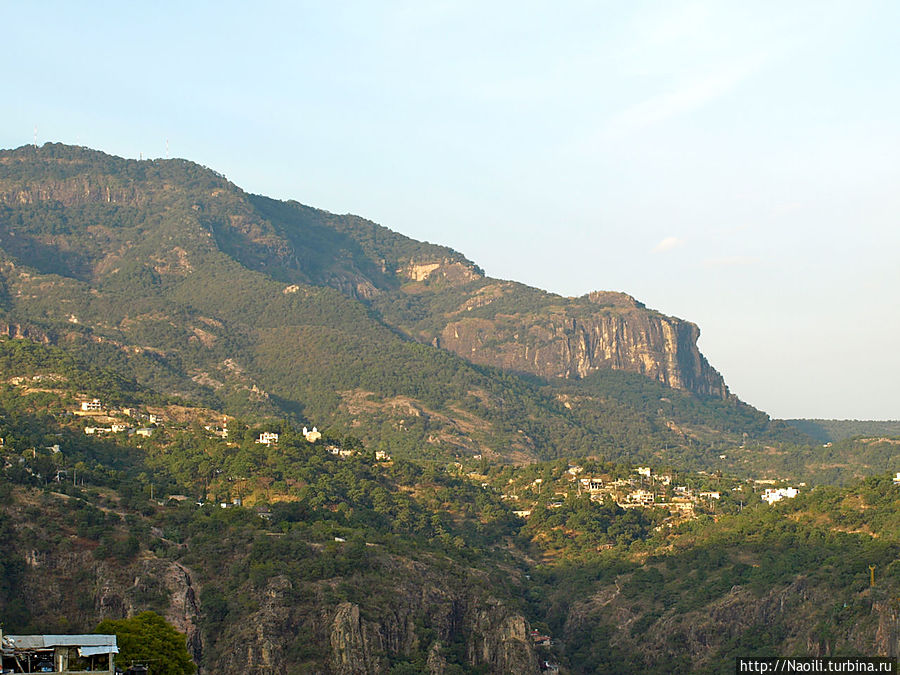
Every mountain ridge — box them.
[0,143,726,397]
[0,143,789,464]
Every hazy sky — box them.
[4,1,899,419]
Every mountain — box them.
[0,145,895,675]
[0,143,794,465]
[0,142,724,395]
[785,419,900,443]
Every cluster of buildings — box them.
[328,447,391,461]
[502,464,807,520]
[254,427,391,462]
[255,427,322,446]
[78,399,158,438]
[79,400,159,424]
[566,465,714,513]
[84,425,153,437]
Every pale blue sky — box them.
[3,1,899,419]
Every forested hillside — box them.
[786,419,900,442]
[0,144,800,468]
[0,343,895,673]
[0,143,897,674]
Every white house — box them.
[579,477,603,492]
[257,432,279,445]
[761,487,799,504]
[81,399,102,412]
[626,489,655,505]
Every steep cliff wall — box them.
[562,574,900,672]
[436,303,728,398]
[205,560,541,675]
[18,545,203,665]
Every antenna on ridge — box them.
[33,125,37,147]
[166,138,170,159]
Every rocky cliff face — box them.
[19,544,203,665]
[206,559,541,675]
[431,287,728,398]
[397,259,482,286]
[11,503,538,675]
[325,591,538,675]
[0,321,51,343]
[564,574,900,671]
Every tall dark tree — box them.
[96,611,196,675]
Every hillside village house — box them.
[761,487,799,504]
[303,426,321,442]
[80,399,102,412]
[329,446,355,458]
[204,420,228,438]
[625,489,655,506]
[257,432,279,445]
[579,477,604,492]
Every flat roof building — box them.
[1,632,118,673]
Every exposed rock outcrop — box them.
[397,258,482,285]
[438,304,728,398]
[465,600,539,674]
[16,542,203,671]
[205,558,540,675]
[325,595,539,675]
[565,574,900,671]
[0,322,51,344]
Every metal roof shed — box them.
[1,633,117,674]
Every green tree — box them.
[95,611,196,675]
